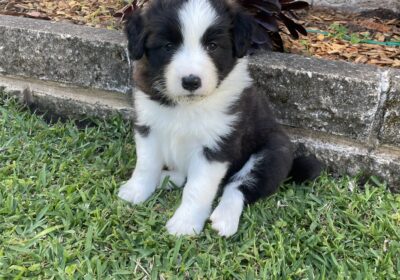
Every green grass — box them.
[327,23,376,45]
[1,95,400,279]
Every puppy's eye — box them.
[164,43,174,52]
[206,42,218,52]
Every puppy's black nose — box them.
[182,75,201,91]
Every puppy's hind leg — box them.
[240,132,294,204]
[210,178,245,237]
[210,154,260,237]
[211,133,294,236]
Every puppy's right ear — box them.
[125,10,145,60]
[232,10,253,58]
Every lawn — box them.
[1,95,399,279]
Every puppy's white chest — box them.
[154,106,233,173]
[135,91,237,173]
[158,128,199,172]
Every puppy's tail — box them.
[288,155,324,184]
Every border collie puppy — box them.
[118,0,322,237]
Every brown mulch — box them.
[1,1,399,68]
[283,8,400,68]
[0,0,126,28]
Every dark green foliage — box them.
[116,0,309,51]
[237,0,309,51]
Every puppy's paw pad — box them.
[210,205,240,237]
[118,181,153,205]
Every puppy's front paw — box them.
[118,178,155,205]
[166,206,209,236]
[210,202,241,237]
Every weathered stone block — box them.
[0,75,133,119]
[288,129,371,175]
[369,148,400,191]
[288,129,400,191]
[312,0,400,13]
[0,15,131,93]
[249,52,383,142]
[379,70,400,146]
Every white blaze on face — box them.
[165,0,219,100]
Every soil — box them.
[0,1,399,68]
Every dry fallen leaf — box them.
[26,11,51,20]
[355,55,368,63]
[358,19,391,33]
[375,33,386,42]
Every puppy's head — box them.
[126,0,253,104]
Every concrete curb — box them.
[311,0,400,13]
[0,75,133,119]
[0,15,132,93]
[1,15,399,189]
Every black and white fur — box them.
[118,0,322,237]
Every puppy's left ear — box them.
[233,11,253,58]
[125,10,146,60]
